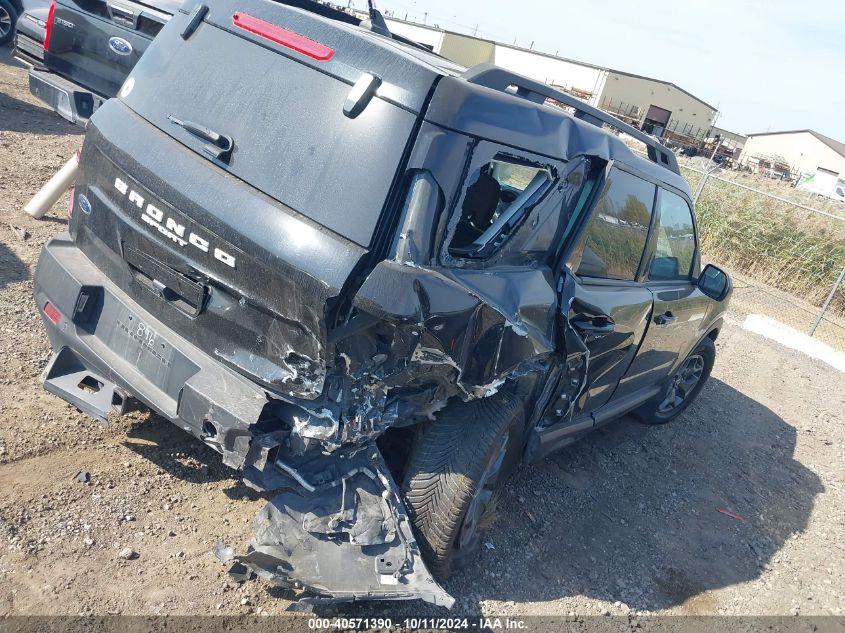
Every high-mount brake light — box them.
[43,0,57,51]
[231,12,334,62]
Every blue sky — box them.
[354,0,845,140]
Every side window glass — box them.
[448,156,552,259]
[573,169,656,280]
[649,189,697,281]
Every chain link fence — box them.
[683,161,845,351]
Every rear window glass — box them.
[137,0,181,14]
[574,168,655,280]
[119,21,417,247]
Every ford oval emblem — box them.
[108,37,133,56]
[78,193,92,215]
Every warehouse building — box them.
[740,130,845,177]
[739,130,845,199]
[380,16,719,142]
[709,126,747,153]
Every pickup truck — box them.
[26,0,176,124]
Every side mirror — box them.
[697,264,732,301]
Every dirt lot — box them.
[1,47,843,618]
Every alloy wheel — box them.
[657,353,705,415]
[0,8,12,38]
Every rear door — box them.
[44,0,172,97]
[563,165,657,415]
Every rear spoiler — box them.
[462,63,680,175]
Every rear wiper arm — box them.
[167,115,234,163]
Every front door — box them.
[615,186,710,399]
[562,165,659,415]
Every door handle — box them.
[572,315,615,335]
[655,311,678,326]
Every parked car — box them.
[0,0,23,46]
[26,0,176,123]
[32,0,732,608]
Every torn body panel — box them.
[233,451,454,608]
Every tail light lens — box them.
[43,302,62,326]
[44,0,57,52]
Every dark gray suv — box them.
[33,0,731,609]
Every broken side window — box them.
[484,156,602,266]
[448,155,553,259]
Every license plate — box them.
[112,309,176,387]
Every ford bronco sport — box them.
[33,0,732,608]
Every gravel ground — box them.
[1,47,843,618]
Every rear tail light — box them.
[232,12,334,61]
[43,302,62,325]
[43,0,57,52]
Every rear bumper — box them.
[33,233,453,608]
[28,68,104,124]
[34,232,270,456]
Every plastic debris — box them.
[716,507,745,521]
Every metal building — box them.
[740,130,845,177]
[739,130,845,199]
[380,16,718,142]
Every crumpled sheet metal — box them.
[304,259,557,447]
[231,452,455,608]
[205,164,592,607]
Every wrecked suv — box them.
[33,0,732,609]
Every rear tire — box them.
[0,0,16,47]
[402,393,523,580]
[634,337,715,425]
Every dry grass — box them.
[683,167,845,314]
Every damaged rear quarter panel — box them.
[347,261,557,400]
[316,125,599,445]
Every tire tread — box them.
[403,394,521,579]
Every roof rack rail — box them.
[462,63,680,175]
